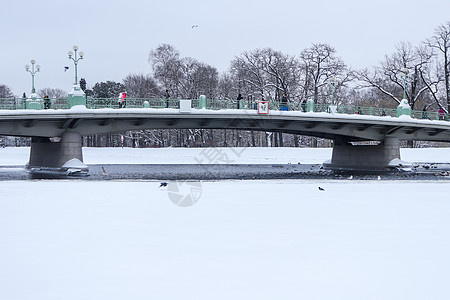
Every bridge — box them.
[0,96,449,172]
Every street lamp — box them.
[329,76,337,105]
[400,67,410,99]
[68,45,84,85]
[25,59,41,94]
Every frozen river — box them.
[0,147,449,299]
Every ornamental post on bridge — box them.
[396,68,412,117]
[25,59,42,110]
[306,99,315,112]
[199,95,207,109]
[67,45,86,108]
[396,99,412,117]
[327,77,338,113]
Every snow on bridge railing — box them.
[0,97,448,121]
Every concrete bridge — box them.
[0,97,449,172]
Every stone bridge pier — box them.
[28,132,84,170]
[326,137,401,170]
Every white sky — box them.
[1,0,449,96]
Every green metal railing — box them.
[0,97,448,121]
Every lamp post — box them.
[66,45,86,107]
[329,77,337,106]
[400,67,410,99]
[68,45,84,85]
[25,59,40,94]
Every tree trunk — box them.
[266,132,272,147]
[445,48,450,112]
[224,130,227,147]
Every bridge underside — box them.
[28,132,83,171]
[0,113,449,142]
[26,133,402,171]
[326,137,401,170]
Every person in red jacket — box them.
[438,107,445,120]
[118,91,127,108]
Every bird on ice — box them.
[64,66,69,72]
[318,187,325,191]
[348,175,353,180]
[159,182,168,187]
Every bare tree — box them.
[354,42,434,110]
[149,44,183,97]
[0,84,14,98]
[38,88,68,99]
[231,50,268,99]
[299,43,347,104]
[0,84,17,109]
[217,73,234,100]
[173,57,219,100]
[231,48,301,102]
[426,21,450,112]
[123,74,160,98]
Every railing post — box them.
[67,85,86,108]
[396,99,411,117]
[199,95,206,109]
[26,94,43,110]
[306,99,315,112]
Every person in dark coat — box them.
[280,93,288,111]
[422,105,428,119]
[43,95,51,109]
[165,89,170,108]
[236,93,243,109]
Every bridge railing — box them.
[86,98,186,109]
[0,97,448,121]
[0,98,68,110]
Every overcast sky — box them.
[1,0,449,96]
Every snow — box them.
[388,158,413,167]
[69,105,89,112]
[398,98,411,109]
[0,147,450,299]
[68,84,86,97]
[61,158,88,169]
[0,179,449,300]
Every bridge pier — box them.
[326,137,401,170]
[28,132,85,171]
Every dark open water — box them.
[0,163,449,181]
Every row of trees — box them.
[1,21,449,148]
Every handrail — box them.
[0,97,448,121]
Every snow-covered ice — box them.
[0,180,449,300]
[0,147,449,299]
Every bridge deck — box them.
[0,107,449,142]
